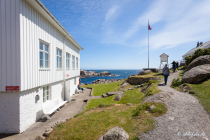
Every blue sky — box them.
[40,0,210,70]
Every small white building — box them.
[0,0,83,133]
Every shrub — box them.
[185,48,210,66]
[132,103,150,117]
[171,78,183,87]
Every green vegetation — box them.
[145,80,161,96]
[84,88,144,111]
[171,78,183,87]
[132,102,167,117]
[47,103,167,140]
[81,81,122,96]
[185,48,210,66]
[188,79,210,113]
[47,72,166,139]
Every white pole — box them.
[148,19,149,69]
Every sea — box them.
[80,69,142,84]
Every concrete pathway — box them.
[141,71,210,140]
[0,88,101,140]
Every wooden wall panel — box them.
[0,0,20,92]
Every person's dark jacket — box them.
[171,61,176,69]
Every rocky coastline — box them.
[80,69,117,78]
[81,78,125,85]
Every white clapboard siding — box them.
[0,0,21,92]
[19,0,80,91]
[0,0,81,92]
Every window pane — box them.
[59,51,62,56]
[45,53,48,61]
[59,57,62,63]
[57,50,59,55]
[40,60,43,68]
[45,61,48,68]
[45,45,48,52]
[40,52,43,59]
[40,42,43,50]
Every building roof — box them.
[182,40,210,58]
[160,53,169,57]
[26,0,83,50]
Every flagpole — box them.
[148,19,149,69]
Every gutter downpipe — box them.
[63,37,67,101]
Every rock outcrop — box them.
[99,126,129,140]
[182,64,210,84]
[80,69,116,78]
[138,70,152,75]
[187,55,210,70]
[127,76,159,85]
[143,91,173,104]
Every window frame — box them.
[72,55,75,70]
[56,48,62,69]
[43,85,50,103]
[39,40,50,70]
[66,53,70,70]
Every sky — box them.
[40,0,210,70]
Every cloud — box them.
[102,0,210,51]
[105,6,119,21]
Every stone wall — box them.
[127,77,159,85]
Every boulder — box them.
[149,105,155,110]
[102,94,108,98]
[43,128,53,137]
[126,103,133,106]
[182,64,210,84]
[98,126,129,140]
[107,92,124,96]
[138,70,152,75]
[143,91,173,103]
[114,94,122,101]
[187,55,210,70]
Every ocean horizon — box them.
[80,69,142,84]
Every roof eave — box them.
[25,0,83,50]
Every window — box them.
[66,53,70,69]
[40,42,49,68]
[43,86,50,102]
[76,57,78,69]
[56,49,62,69]
[74,78,76,85]
[72,55,75,70]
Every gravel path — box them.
[141,71,210,140]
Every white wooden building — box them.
[0,0,83,133]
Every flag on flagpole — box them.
[148,22,152,30]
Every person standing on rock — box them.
[163,64,170,85]
[171,61,176,72]
[176,61,179,71]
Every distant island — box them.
[80,69,117,78]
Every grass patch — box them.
[145,80,161,96]
[171,78,183,87]
[47,103,167,140]
[84,88,144,111]
[188,79,210,113]
[132,102,167,117]
[81,81,123,96]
